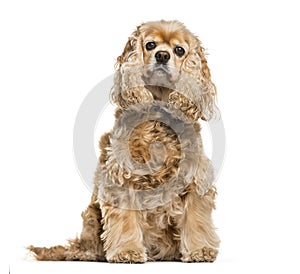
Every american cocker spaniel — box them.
[29,20,220,263]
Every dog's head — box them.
[112,20,216,121]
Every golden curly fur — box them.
[28,20,220,263]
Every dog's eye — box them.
[174,46,185,57]
[146,42,156,51]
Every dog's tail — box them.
[28,190,106,261]
[27,244,69,261]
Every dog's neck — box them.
[145,86,172,102]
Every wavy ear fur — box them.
[180,38,217,121]
[116,28,141,68]
[111,25,153,109]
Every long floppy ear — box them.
[178,37,217,121]
[111,25,153,109]
[115,28,141,68]
[197,42,217,120]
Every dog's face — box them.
[140,22,191,84]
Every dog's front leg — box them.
[180,187,220,262]
[101,204,146,263]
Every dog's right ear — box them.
[115,25,142,68]
[111,23,153,109]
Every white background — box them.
[1,0,300,273]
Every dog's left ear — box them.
[181,38,217,121]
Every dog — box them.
[29,20,220,263]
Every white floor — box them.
[8,258,299,274]
[5,246,299,274]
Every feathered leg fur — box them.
[101,203,147,263]
[180,186,220,262]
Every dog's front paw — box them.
[169,91,201,121]
[107,249,147,263]
[182,247,218,262]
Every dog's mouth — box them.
[152,64,170,76]
[141,65,179,101]
[143,64,179,88]
[146,64,171,78]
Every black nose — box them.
[155,51,170,64]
